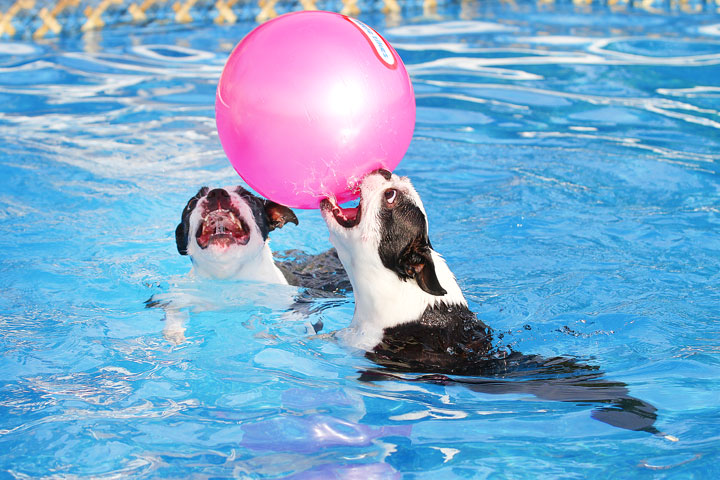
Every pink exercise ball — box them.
[215,11,416,209]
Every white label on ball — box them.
[347,17,396,68]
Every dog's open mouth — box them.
[322,197,362,229]
[196,208,250,249]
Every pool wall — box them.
[2,0,718,41]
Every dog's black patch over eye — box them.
[175,186,209,255]
[378,196,447,296]
[235,186,298,240]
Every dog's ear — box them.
[175,186,208,255]
[399,236,447,296]
[378,199,447,296]
[264,200,298,232]
[175,223,188,255]
[235,186,298,236]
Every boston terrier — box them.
[320,169,665,436]
[149,185,347,343]
[172,185,350,293]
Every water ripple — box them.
[388,21,519,36]
[1,10,719,479]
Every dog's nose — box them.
[206,189,230,200]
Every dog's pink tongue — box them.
[329,198,359,222]
[214,219,249,245]
[198,212,250,249]
[212,235,233,249]
[338,206,358,221]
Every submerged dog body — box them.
[148,185,298,343]
[321,170,660,434]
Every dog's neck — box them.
[337,247,467,350]
[190,243,287,284]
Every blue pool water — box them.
[1,3,719,478]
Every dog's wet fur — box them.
[147,185,350,343]
[321,170,662,435]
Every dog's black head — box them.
[376,179,446,296]
[321,170,446,297]
[175,185,297,256]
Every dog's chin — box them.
[320,198,362,230]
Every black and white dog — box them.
[321,169,664,435]
[320,169,484,361]
[173,185,350,292]
[150,185,348,343]
[174,185,298,283]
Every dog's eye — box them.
[384,188,398,206]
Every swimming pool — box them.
[1,1,719,478]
